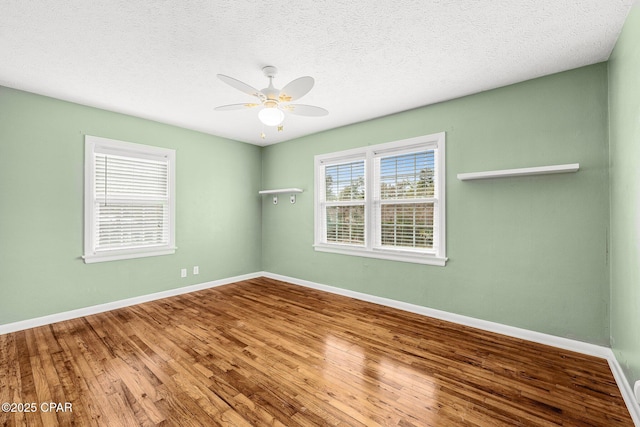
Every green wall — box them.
[0,60,619,352]
[0,86,262,324]
[262,64,610,345]
[609,5,640,387]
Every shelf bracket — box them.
[258,188,303,205]
[271,194,297,204]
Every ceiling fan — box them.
[215,66,328,129]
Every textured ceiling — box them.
[0,1,635,145]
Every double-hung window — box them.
[83,135,176,263]
[314,132,446,266]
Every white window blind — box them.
[377,150,436,250]
[314,133,446,266]
[324,160,365,245]
[94,153,170,250]
[84,136,176,263]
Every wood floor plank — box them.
[0,277,634,426]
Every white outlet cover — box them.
[180,268,187,278]
[634,380,640,404]
[193,266,199,275]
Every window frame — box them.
[314,132,446,266]
[83,135,176,264]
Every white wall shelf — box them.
[457,163,579,181]
[259,188,303,204]
[258,188,303,195]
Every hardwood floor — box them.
[0,277,633,426]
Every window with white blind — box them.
[324,160,365,245]
[314,132,446,266]
[83,135,176,263]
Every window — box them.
[314,133,446,266]
[83,135,176,263]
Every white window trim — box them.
[314,132,447,266]
[83,135,176,264]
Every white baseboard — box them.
[261,271,640,425]
[0,272,262,336]
[1,270,638,425]
[608,351,640,426]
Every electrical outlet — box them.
[180,268,187,278]
[193,266,199,275]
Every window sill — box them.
[83,247,176,264]
[313,244,447,266]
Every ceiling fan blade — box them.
[279,76,314,102]
[217,74,263,99]
[214,103,260,111]
[284,104,328,117]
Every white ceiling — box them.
[0,1,634,146]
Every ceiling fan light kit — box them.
[215,65,328,136]
[258,104,285,126]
